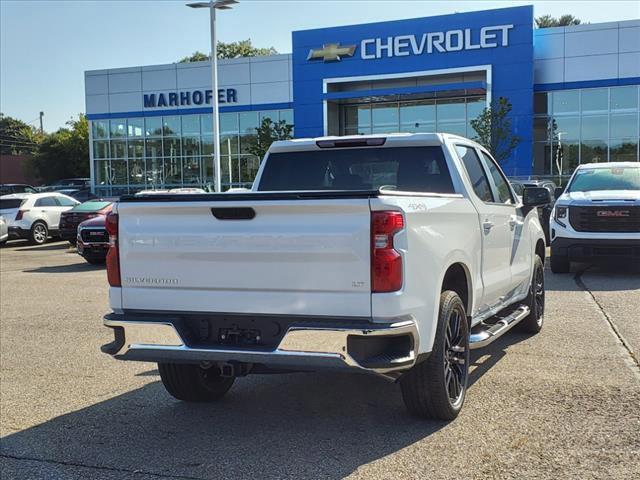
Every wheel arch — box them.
[440,262,472,317]
[535,238,546,264]
[31,218,49,229]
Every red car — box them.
[76,215,109,264]
[60,201,112,245]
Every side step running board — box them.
[469,305,530,350]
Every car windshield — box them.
[71,201,111,212]
[258,146,455,193]
[567,166,640,192]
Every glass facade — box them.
[91,109,293,195]
[533,86,639,180]
[340,96,486,138]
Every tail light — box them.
[105,212,120,287]
[15,209,28,220]
[371,211,404,293]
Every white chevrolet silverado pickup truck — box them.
[550,162,640,273]
[102,133,550,420]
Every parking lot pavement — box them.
[1,241,639,480]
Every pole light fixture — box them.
[186,0,239,192]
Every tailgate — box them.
[117,198,372,317]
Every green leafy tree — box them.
[179,51,210,63]
[27,115,89,183]
[535,14,581,28]
[470,97,520,165]
[248,117,293,161]
[179,39,277,62]
[0,113,41,155]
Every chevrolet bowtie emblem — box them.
[307,43,356,62]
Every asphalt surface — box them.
[1,240,639,479]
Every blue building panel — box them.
[291,5,534,175]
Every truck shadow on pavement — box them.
[23,263,104,273]
[0,339,523,479]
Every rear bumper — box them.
[102,312,419,375]
[59,228,77,241]
[8,226,29,239]
[551,237,640,262]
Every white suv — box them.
[550,162,640,272]
[0,193,80,244]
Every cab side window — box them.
[455,145,494,203]
[34,197,58,207]
[480,152,515,205]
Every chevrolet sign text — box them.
[360,24,514,59]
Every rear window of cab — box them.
[258,146,455,193]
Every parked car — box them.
[56,178,91,188]
[59,200,112,245]
[0,192,79,244]
[0,184,38,196]
[55,188,98,203]
[510,179,558,245]
[0,215,8,245]
[550,162,640,273]
[76,215,109,264]
[101,133,549,421]
[38,178,91,193]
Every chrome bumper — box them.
[103,315,419,375]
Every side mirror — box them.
[554,186,564,199]
[523,187,551,207]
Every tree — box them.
[179,39,277,62]
[27,115,89,183]
[535,14,581,28]
[179,51,210,63]
[0,113,41,155]
[470,97,520,165]
[248,117,293,161]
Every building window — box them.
[91,109,294,194]
[533,86,639,179]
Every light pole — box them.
[186,0,238,192]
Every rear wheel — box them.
[400,290,469,420]
[158,363,235,402]
[550,253,570,273]
[518,255,545,334]
[30,221,48,245]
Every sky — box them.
[1,0,639,132]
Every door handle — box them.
[482,220,494,233]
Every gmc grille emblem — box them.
[596,210,630,217]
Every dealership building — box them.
[84,5,640,195]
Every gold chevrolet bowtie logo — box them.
[307,43,356,62]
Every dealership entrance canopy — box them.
[85,5,640,195]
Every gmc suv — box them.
[550,162,640,273]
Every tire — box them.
[518,255,545,334]
[550,253,570,273]
[29,221,48,245]
[68,239,77,246]
[84,256,105,265]
[400,290,470,420]
[158,363,235,402]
